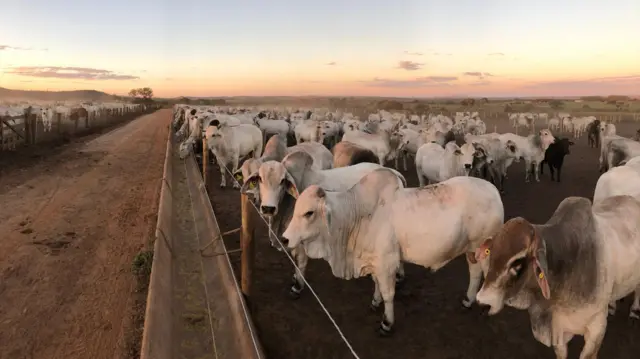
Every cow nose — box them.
[260,205,276,215]
[464,164,472,169]
[281,236,290,246]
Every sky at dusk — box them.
[1,0,639,98]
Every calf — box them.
[540,137,574,182]
[475,196,640,359]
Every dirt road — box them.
[0,109,170,359]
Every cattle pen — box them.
[189,112,640,359]
[0,105,149,152]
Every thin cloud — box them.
[326,61,337,66]
[463,72,494,80]
[5,66,139,81]
[397,61,424,71]
[488,52,505,56]
[364,76,458,88]
[403,51,424,56]
[0,45,32,51]
[470,81,492,86]
[523,75,640,89]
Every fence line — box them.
[202,155,362,359]
[1,106,158,152]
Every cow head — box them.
[282,185,330,250]
[458,143,477,175]
[557,138,574,155]
[240,160,299,218]
[475,217,550,315]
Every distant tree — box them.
[481,97,489,104]
[549,100,564,110]
[504,104,513,113]
[582,104,591,109]
[129,87,154,100]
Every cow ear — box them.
[284,171,299,199]
[533,257,551,299]
[320,198,332,230]
[240,173,259,194]
[474,237,493,263]
[233,169,244,184]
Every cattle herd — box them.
[173,104,640,359]
[0,101,146,148]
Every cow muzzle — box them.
[260,205,277,216]
[475,287,505,315]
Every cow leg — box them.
[462,255,483,308]
[524,160,531,182]
[231,157,240,189]
[370,276,383,311]
[217,159,227,188]
[417,168,426,187]
[533,161,541,182]
[630,289,640,319]
[395,263,405,287]
[289,246,309,299]
[549,164,555,181]
[556,165,562,182]
[402,152,408,171]
[540,161,545,175]
[608,300,617,315]
[375,271,396,336]
[579,311,607,359]
[394,154,399,169]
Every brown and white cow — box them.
[474,196,640,359]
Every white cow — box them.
[205,121,263,188]
[499,129,556,182]
[415,142,477,185]
[240,153,407,297]
[282,169,504,334]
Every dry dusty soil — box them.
[0,109,170,359]
[205,117,640,359]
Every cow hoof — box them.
[289,285,303,299]
[608,306,616,316]
[462,296,474,308]
[630,309,640,320]
[220,184,226,189]
[232,183,240,189]
[377,320,393,337]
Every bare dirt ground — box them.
[0,109,170,359]
[206,117,640,359]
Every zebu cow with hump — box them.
[240,152,407,298]
[282,169,504,335]
[285,141,333,170]
[475,196,640,359]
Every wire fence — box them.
[212,160,362,359]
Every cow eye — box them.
[508,257,527,278]
[304,210,314,218]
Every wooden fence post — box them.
[202,139,208,188]
[240,193,255,302]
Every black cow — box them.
[586,119,601,148]
[540,137,574,182]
